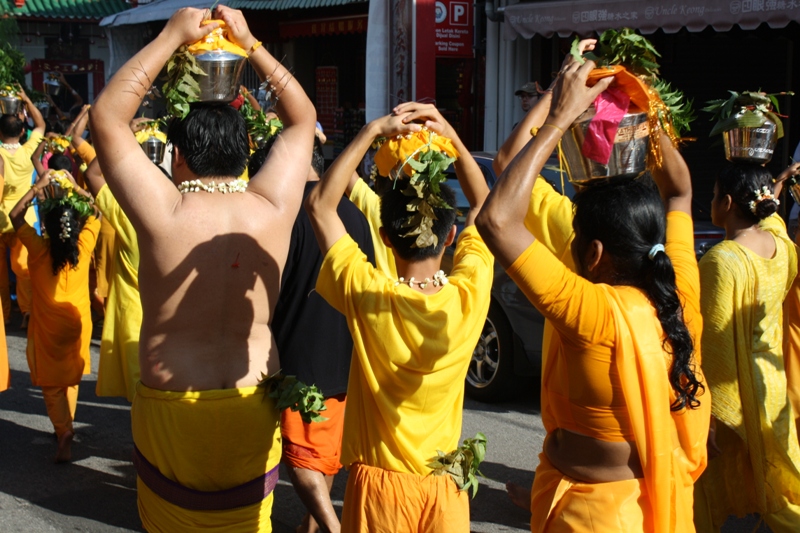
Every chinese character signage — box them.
[435,0,474,57]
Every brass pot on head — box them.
[722,110,777,164]
[560,104,650,185]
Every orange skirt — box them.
[342,463,470,532]
[280,393,346,476]
[530,453,650,532]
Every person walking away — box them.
[89,5,316,531]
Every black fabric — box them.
[271,181,375,397]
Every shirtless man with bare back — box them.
[90,6,315,531]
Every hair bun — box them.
[754,198,779,220]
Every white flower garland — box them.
[178,179,248,194]
[395,270,449,290]
[1,142,22,151]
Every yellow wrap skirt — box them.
[132,382,281,532]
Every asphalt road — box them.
[0,309,770,532]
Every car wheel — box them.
[465,303,517,402]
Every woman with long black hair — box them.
[476,60,709,532]
[10,169,100,462]
[694,162,800,532]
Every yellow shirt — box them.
[316,225,493,475]
[0,131,43,232]
[94,185,142,401]
[18,216,101,387]
[348,179,397,277]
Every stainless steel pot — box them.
[560,104,649,184]
[194,50,245,103]
[44,82,61,97]
[0,96,22,116]
[722,110,777,164]
[35,101,50,116]
[141,137,166,165]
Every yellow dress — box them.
[94,185,142,401]
[695,215,800,532]
[0,320,8,391]
[17,217,101,387]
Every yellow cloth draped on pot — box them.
[94,186,141,401]
[132,382,282,532]
[188,20,247,57]
[695,214,800,530]
[374,129,460,178]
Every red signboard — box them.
[435,0,473,58]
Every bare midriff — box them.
[545,428,643,483]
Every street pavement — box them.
[0,310,771,532]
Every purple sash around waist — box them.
[133,445,279,511]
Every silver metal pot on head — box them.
[44,81,61,97]
[0,96,22,116]
[722,110,777,164]
[560,104,650,184]
[194,50,246,103]
[141,137,166,165]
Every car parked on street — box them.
[443,153,724,402]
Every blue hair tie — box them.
[648,243,665,261]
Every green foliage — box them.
[574,28,661,80]
[652,79,695,138]
[259,372,328,424]
[702,90,793,139]
[39,195,95,220]
[570,28,695,137]
[240,98,283,148]
[162,46,206,119]
[395,136,456,249]
[0,42,26,88]
[428,433,487,498]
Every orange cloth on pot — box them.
[374,129,460,178]
[188,20,247,57]
[586,65,654,113]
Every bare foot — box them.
[506,481,532,512]
[55,430,74,463]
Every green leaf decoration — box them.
[428,432,487,499]
[390,129,456,249]
[240,97,283,149]
[162,46,207,120]
[652,79,695,138]
[258,372,328,424]
[703,90,793,139]
[578,28,661,81]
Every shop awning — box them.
[101,0,367,27]
[502,0,800,40]
[279,14,368,38]
[1,0,130,21]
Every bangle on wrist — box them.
[540,123,565,136]
[246,41,263,57]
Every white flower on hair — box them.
[749,186,780,215]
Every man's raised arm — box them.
[215,6,316,211]
[90,8,217,233]
[305,113,418,255]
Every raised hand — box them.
[369,112,420,138]
[162,7,219,48]
[547,60,613,130]
[213,5,257,51]
[392,102,455,139]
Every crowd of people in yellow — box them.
[2,5,800,533]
